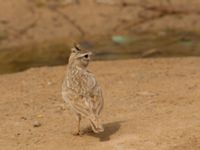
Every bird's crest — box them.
[71,43,82,53]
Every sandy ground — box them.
[0,58,200,150]
[1,0,200,47]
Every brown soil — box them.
[1,0,200,47]
[0,58,200,150]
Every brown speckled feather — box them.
[62,45,104,133]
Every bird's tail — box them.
[89,115,104,133]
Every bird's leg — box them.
[73,115,82,136]
[77,115,81,134]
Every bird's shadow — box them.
[83,120,125,142]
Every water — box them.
[0,31,200,74]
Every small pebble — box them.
[37,114,44,118]
[47,81,52,85]
[33,121,41,127]
[21,116,27,120]
[16,133,21,136]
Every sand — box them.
[1,0,200,47]
[0,58,200,150]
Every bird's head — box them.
[68,43,92,68]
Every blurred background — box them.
[0,0,200,74]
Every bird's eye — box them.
[84,54,88,58]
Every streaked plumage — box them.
[62,44,104,135]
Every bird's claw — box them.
[72,131,83,136]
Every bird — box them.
[62,44,104,135]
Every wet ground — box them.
[0,31,200,74]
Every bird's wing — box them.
[64,71,103,117]
[90,85,104,116]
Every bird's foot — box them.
[71,130,83,136]
[82,126,95,134]
[86,127,94,133]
